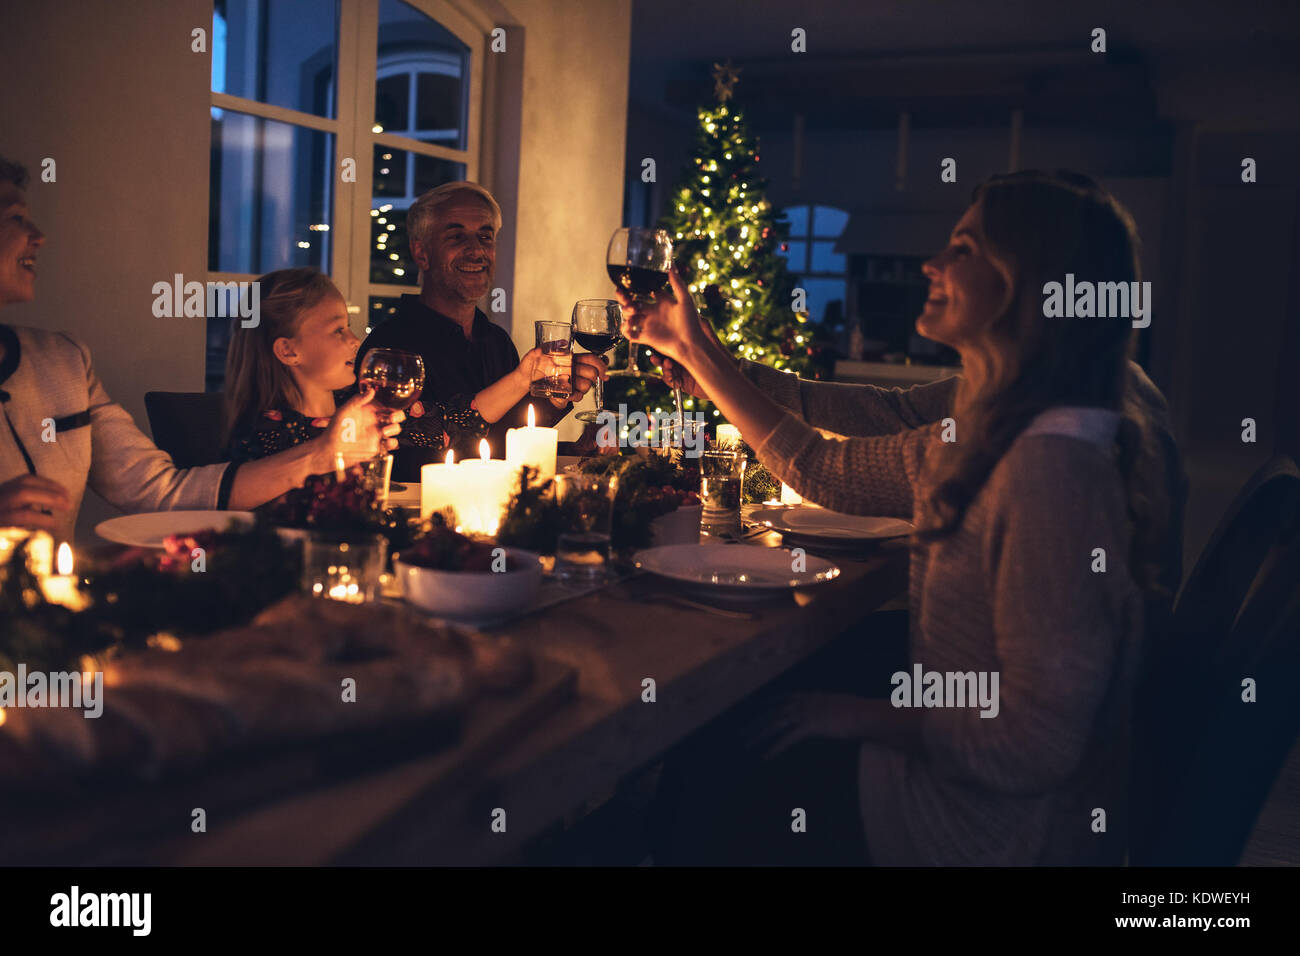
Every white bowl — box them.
[394,549,543,620]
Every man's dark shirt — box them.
[357,294,570,480]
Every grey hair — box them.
[0,156,30,190]
[405,181,503,251]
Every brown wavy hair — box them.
[221,268,341,447]
[918,170,1170,596]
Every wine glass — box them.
[358,348,424,453]
[606,227,672,379]
[571,299,622,424]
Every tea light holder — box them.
[302,533,388,604]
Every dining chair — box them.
[1129,532,1300,865]
[1129,455,1300,864]
[144,391,227,468]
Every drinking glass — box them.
[699,449,747,538]
[530,320,573,400]
[606,227,672,379]
[553,472,619,584]
[571,299,622,424]
[358,348,425,427]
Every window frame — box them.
[207,0,487,333]
[781,203,849,322]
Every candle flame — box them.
[479,438,490,461]
[0,707,6,727]
[56,542,73,576]
[445,449,455,465]
[527,403,536,428]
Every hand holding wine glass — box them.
[617,266,716,374]
[606,227,672,378]
[314,389,404,472]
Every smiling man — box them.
[356,182,602,480]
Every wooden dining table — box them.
[112,526,908,866]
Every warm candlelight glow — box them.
[445,449,455,465]
[40,542,87,610]
[479,439,491,461]
[507,404,558,487]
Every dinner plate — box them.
[634,543,840,596]
[95,510,255,548]
[748,504,913,543]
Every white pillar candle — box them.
[421,450,464,521]
[780,483,803,505]
[40,542,88,610]
[506,404,558,486]
[715,423,742,448]
[457,440,516,536]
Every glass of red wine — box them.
[357,348,424,458]
[606,227,672,379]
[571,299,622,424]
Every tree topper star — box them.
[712,59,742,102]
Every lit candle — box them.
[456,439,515,536]
[421,449,464,521]
[780,483,804,505]
[716,423,742,448]
[41,542,88,610]
[506,404,559,487]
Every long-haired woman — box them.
[625,170,1175,866]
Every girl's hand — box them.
[313,389,403,471]
[616,266,711,367]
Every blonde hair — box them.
[221,268,341,446]
[405,181,503,252]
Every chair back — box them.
[1132,533,1300,864]
[1130,455,1300,864]
[144,391,227,468]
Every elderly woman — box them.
[626,170,1180,866]
[0,156,401,542]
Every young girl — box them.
[222,268,551,465]
[625,171,1174,866]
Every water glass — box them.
[699,449,747,537]
[530,320,573,400]
[553,472,619,584]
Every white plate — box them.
[95,510,255,548]
[749,504,913,542]
[634,543,839,594]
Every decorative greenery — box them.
[82,524,299,642]
[742,460,781,504]
[0,539,115,673]
[497,452,700,555]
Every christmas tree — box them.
[608,60,831,423]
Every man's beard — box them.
[440,260,492,302]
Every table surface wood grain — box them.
[152,533,910,865]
